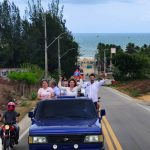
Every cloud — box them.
[140,10,150,22]
[60,0,132,4]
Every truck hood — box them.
[29,118,101,135]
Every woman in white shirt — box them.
[37,80,54,100]
[58,78,83,97]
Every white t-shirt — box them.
[58,79,83,97]
[38,87,54,100]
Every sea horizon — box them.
[73,33,150,57]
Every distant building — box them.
[0,68,20,78]
[77,57,96,75]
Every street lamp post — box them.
[104,49,106,74]
[44,27,67,79]
[44,13,48,79]
[44,28,74,78]
[58,36,61,78]
[58,47,76,77]
[48,32,67,78]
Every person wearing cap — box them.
[37,80,54,100]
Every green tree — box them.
[23,0,79,77]
[0,0,22,67]
[8,63,44,97]
[0,0,79,78]
[140,44,150,56]
[125,43,140,54]
[96,43,123,72]
[112,53,150,80]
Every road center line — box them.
[102,121,115,150]
[103,116,123,150]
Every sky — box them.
[1,0,150,33]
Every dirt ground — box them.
[113,80,150,102]
[16,100,38,121]
[0,79,38,121]
[137,95,150,102]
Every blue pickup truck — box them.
[28,97,105,150]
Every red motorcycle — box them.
[1,122,16,150]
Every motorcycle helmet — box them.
[7,102,16,111]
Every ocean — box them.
[73,33,150,57]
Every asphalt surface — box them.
[10,86,150,150]
[100,86,150,150]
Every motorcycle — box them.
[0,122,16,150]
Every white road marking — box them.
[136,103,150,112]
[19,128,29,141]
[104,87,150,112]
[105,87,134,101]
[0,138,2,150]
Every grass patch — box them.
[16,100,38,121]
[123,88,141,97]
[20,100,29,107]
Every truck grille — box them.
[47,135,85,143]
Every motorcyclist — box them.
[0,102,20,144]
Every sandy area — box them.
[137,95,150,102]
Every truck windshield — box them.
[35,100,98,120]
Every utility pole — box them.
[44,13,48,79]
[110,52,112,72]
[104,49,106,74]
[58,36,61,78]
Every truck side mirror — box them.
[101,109,106,117]
[28,112,34,118]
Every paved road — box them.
[6,86,150,150]
[100,86,150,150]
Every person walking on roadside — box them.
[58,77,83,97]
[49,80,61,97]
[82,73,106,109]
[37,79,54,100]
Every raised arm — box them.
[97,73,106,87]
[76,79,83,90]
[58,79,67,90]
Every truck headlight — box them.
[29,136,47,143]
[84,135,103,143]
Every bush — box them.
[31,91,37,100]
[20,100,29,107]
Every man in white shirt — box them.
[82,73,105,109]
